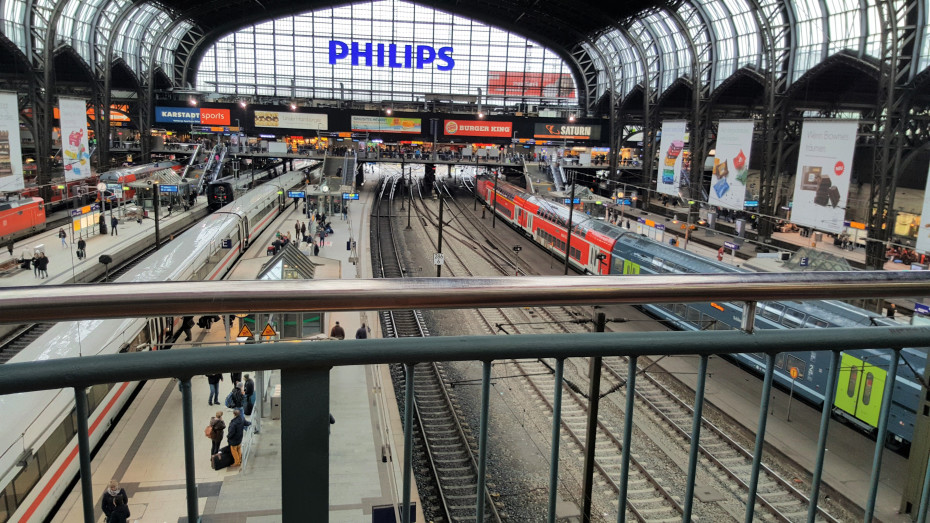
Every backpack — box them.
[205,422,213,439]
[224,390,235,408]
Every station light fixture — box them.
[568,114,576,122]
[478,112,485,119]
[385,107,393,115]
[239,100,247,108]
[290,103,297,110]
[189,98,197,106]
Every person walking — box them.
[180,316,194,341]
[300,222,306,242]
[227,409,245,466]
[330,321,345,340]
[110,215,119,236]
[101,480,129,521]
[77,238,87,260]
[243,374,255,416]
[209,411,226,456]
[31,253,39,277]
[355,323,369,339]
[58,228,67,247]
[207,373,223,405]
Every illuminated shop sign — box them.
[329,40,454,71]
[443,120,512,138]
[533,123,601,140]
[351,116,422,134]
[155,107,231,125]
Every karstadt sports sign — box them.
[155,107,231,125]
[443,120,512,138]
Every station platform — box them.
[48,172,424,522]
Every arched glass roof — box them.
[195,0,578,104]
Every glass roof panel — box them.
[2,0,27,53]
[791,0,827,81]
[644,10,692,92]
[825,0,863,54]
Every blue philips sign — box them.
[329,40,454,71]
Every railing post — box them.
[281,367,330,522]
[807,350,840,521]
[582,312,606,522]
[73,387,94,523]
[865,349,901,521]
[547,358,565,523]
[402,364,416,523]
[741,301,757,333]
[178,378,200,523]
[682,354,709,521]
[476,360,493,521]
[745,353,775,522]
[916,442,930,522]
[616,355,637,523]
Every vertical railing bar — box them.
[178,378,199,523]
[916,440,930,523]
[864,349,901,522]
[73,387,94,523]
[616,355,638,523]
[682,354,709,522]
[547,358,565,523]
[745,353,775,523]
[582,313,606,521]
[807,350,840,522]
[402,363,416,523]
[476,360,493,521]
[741,300,757,334]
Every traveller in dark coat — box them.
[227,410,245,466]
[209,411,226,456]
[108,497,130,523]
[101,480,129,520]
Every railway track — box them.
[371,176,502,522]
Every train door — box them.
[517,208,528,228]
[835,353,886,430]
[241,216,251,248]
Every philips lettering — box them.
[329,40,454,71]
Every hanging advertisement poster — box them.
[791,120,858,234]
[916,164,930,254]
[59,97,92,181]
[0,92,24,192]
[655,120,687,197]
[351,116,421,133]
[709,120,754,211]
[255,111,327,130]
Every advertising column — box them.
[708,120,755,210]
[59,97,92,181]
[790,120,858,233]
[655,120,687,197]
[0,92,24,192]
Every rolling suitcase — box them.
[211,445,235,470]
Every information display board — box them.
[351,116,421,133]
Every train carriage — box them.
[0,197,46,246]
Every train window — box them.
[760,303,784,321]
[0,488,9,521]
[686,306,701,325]
[781,313,805,328]
[39,423,68,472]
[804,317,829,328]
[847,366,859,397]
[672,303,687,317]
[786,355,807,378]
[12,456,39,505]
[863,373,874,405]
[775,353,786,369]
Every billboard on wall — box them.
[916,164,930,254]
[0,92,24,192]
[790,120,858,234]
[255,111,327,130]
[709,120,755,211]
[155,107,231,125]
[351,116,421,133]
[59,97,92,181]
[655,120,687,197]
[443,120,512,138]
[533,123,600,140]
[487,72,576,99]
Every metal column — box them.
[281,367,330,522]
[582,313,605,521]
[745,354,776,522]
[476,361,493,521]
[74,387,94,523]
[616,356,637,523]
[547,358,565,523]
[178,378,200,522]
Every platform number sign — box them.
[433,253,444,266]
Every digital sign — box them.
[342,193,360,200]
[351,116,422,134]
[159,184,179,193]
[443,120,513,138]
[155,107,231,125]
[329,40,454,70]
[533,123,601,140]
[287,191,306,198]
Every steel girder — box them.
[26,0,65,197]
[570,44,599,116]
[866,0,920,269]
[99,1,141,169]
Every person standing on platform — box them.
[77,238,86,260]
[208,411,225,456]
[110,215,118,236]
[342,206,348,220]
[101,480,129,521]
[230,371,241,385]
[227,409,244,466]
[180,316,194,341]
[109,497,131,523]
[313,243,320,256]
[295,220,301,238]
[330,321,345,340]
[243,374,255,416]
[6,240,12,258]
[207,373,223,405]
[300,222,307,242]
[58,228,67,247]
[37,253,48,278]
[31,253,39,277]
[355,323,369,339]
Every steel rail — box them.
[1,271,928,323]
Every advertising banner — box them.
[351,116,421,133]
[155,107,231,125]
[443,120,512,138]
[255,111,327,130]
[791,120,858,234]
[59,97,92,181]
[709,120,755,210]
[0,92,24,192]
[916,164,930,253]
[533,123,601,140]
[655,120,687,197]
[488,72,576,99]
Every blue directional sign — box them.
[800,257,809,267]
[724,241,740,250]
[915,303,930,316]
[159,184,179,193]
[563,198,581,204]
[618,198,632,205]
[222,239,232,249]
[70,203,99,217]
[744,200,758,207]
[342,193,360,200]
[287,191,306,198]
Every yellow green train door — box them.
[622,259,640,275]
[834,353,886,429]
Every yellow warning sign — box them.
[237,325,253,338]
[261,323,277,337]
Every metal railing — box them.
[2,272,930,523]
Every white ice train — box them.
[0,167,310,522]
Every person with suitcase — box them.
[211,445,235,470]
[77,238,86,260]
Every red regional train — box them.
[477,175,618,274]
[0,197,46,246]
